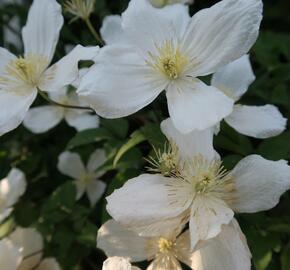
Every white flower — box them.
[23,86,99,134]
[0,0,99,136]
[211,55,287,138]
[0,168,26,224]
[8,227,61,270]
[57,150,107,206]
[149,0,193,8]
[106,118,290,249]
[0,239,22,270]
[79,0,262,134]
[98,219,251,270]
[102,257,141,270]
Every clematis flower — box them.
[102,257,141,270]
[149,0,193,8]
[211,55,287,138]
[23,86,99,134]
[0,239,22,270]
[57,150,107,206]
[98,219,251,270]
[8,227,61,270]
[0,0,99,136]
[0,168,26,223]
[106,118,290,249]
[78,0,262,134]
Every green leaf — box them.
[113,130,146,167]
[66,128,111,149]
[257,131,290,160]
[101,119,129,139]
[141,123,166,149]
[281,244,290,270]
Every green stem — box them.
[84,18,104,46]
[37,89,94,113]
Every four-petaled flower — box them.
[79,0,262,134]
[58,150,107,207]
[106,118,290,249]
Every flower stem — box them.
[37,89,94,112]
[84,17,104,45]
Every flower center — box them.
[81,174,92,183]
[0,54,48,90]
[147,40,188,80]
[182,155,236,203]
[146,143,180,176]
[157,238,174,254]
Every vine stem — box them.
[84,17,104,46]
[37,89,95,113]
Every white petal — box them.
[40,45,99,92]
[78,45,166,118]
[100,15,127,45]
[9,228,43,270]
[189,196,234,249]
[166,79,234,133]
[23,106,64,134]
[175,230,191,267]
[191,219,251,270]
[102,257,138,270]
[87,149,107,173]
[65,110,100,132]
[0,208,13,224]
[231,155,290,213]
[74,180,86,201]
[22,0,63,63]
[35,258,61,270]
[182,0,263,76]
[0,47,16,75]
[147,255,182,270]
[106,174,191,237]
[57,151,86,179]
[211,55,255,101]
[225,105,287,139]
[0,239,22,270]
[0,90,37,136]
[97,219,150,262]
[122,0,190,54]
[86,180,106,207]
[0,168,26,209]
[161,117,216,161]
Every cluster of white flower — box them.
[0,0,289,269]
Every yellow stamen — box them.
[183,155,236,204]
[146,142,180,177]
[147,40,188,80]
[158,238,174,254]
[64,0,95,21]
[0,54,48,90]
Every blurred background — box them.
[0,0,290,269]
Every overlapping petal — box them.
[166,79,233,133]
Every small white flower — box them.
[79,0,262,133]
[0,239,22,270]
[57,150,107,206]
[0,168,26,224]
[98,219,251,270]
[149,0,193,8]
[102,257,141,270]
[0,0,99,136]
[8,227,61,270]
[23,86,99,134]
[106,118,290,249]
[211,55,287,138]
